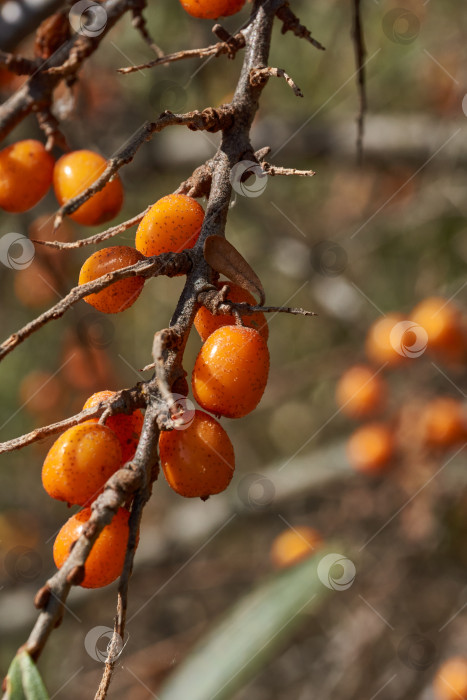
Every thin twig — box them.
[261,162,315,177]
[276,3,325,51]
[351,0,367,164]
[250,66,303,96]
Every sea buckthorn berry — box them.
[194,282,269,342]
[347,423,394,474]
[434,657,467,700]
[0,140,54,213]
[83,390,144,463]
[53,150,123,226]
[53,507,130,588]
[270,526,323,570]
[78,245,145,314]
[159,410,234,498]
[192,325,269,418]
[411,297,465,362]
[135,194,204,258]
[420,398,466,449]
[42,422,122,506]
[179,0,245,19]
[335,365,387,419]
[365,313,406,366]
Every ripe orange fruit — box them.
[135,194,204,258]
[434,657,467,700]
[42,422,122,506]
[83,390,144,463]
[420,398,466,449]
[335,365,387,419]
[0,140,54,212]
[270,526,323,569]
[411,297,465,362]
[53,150,123,226]
[179,0,245,18]
[192,325,269,418]
[159,410,235,498]
[365,313,407,366]
[347,423,394,474]
[53,507,130,588]
[194,281,269,342]
[78,246,145,314]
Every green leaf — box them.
[159,550,332,700]
[4,651,50,700]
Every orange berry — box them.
[194,282,269,342]
[420,397,466,449]
[411,297,465,362]
[347,423,394,474]
[336,365,387,419]
[159,410,234,498]
[53,150,123,226]
[14,260,57,308]
[42,422,122,506]
[135,194,204,258]
[179,0,245,18]
[270,526,323,569]
[434,657,467,700]
[53,507,130,588]
[0,140,54,213]
[365,313,406,366]
[83,390,144,463]
[192,325,269,418]
[78,245,145,314]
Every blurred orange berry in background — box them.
[365,313,407,366]
[270,526,323,569]
[434,657,467,700]
[420,398,466,449]
[336,365,387,419]
[411,297,465,364]
[19,370,62,416]
[14,260,58,309]
[347,423,394,474]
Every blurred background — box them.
[0,0,466,698]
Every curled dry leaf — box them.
[204,235,265,306]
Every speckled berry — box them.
[83,390,144,463]
[135,193,204,258]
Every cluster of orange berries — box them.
[336,297,466,474]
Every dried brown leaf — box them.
[204,235,265,306]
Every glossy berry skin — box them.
[53,507,130,588]
[78,246,145,314]
[42,422,122,506]
[194,282,269,342]
[159,410,234,498]
[270,526,323,569]
[83,390,144,463]
[192,325,269,418]
[434,657,467,700]
[347,423,393,474]
[365,313,406,366]
[0,140,54,213]
[135,194,204,258]
[53,150,123,226]
[179,0,245,18]
[420,398,465,449]
[335,365,386,419]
